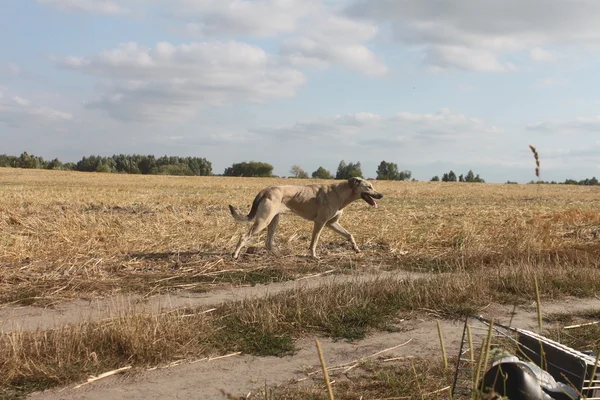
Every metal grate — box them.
[451,314,600,399]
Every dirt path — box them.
[27,297,600,400]
[5,265,599,400]
[25,318,473,400]
[1,270,429,332]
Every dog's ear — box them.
[348,177,361,190]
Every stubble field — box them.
[1,167,600,399]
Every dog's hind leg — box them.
[265,213,280,251]
[232,200,278,259]
[326,220,360,253]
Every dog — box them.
[229,177,383,259]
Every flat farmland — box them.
[1,167,600,399]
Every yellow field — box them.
[1,167,600,305]
[2,167,600,398]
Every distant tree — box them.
[581,177,599,186]
[152,163,195,176]
[96,162,113,173]
[442,170,457,182]
[431,175,440,182]
[458,174,465,182]
[0,152,212,176]
[77,155,105,172]
[184,156,212,176]
[112,154,139,174]
[465,170,475,182]
[46,158,63,170]
[312,166,333,179]
[155,155,211,176]
[462,170,485,183]
[290,164,309,179]
[336,160,363,179]
[376,161,399,180]
[17,152,42,169]
[398,170,412,181]
[138,155,157,175]
[224,161,274,177]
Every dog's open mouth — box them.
[361,192,379,208]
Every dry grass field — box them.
[1,167,600,399]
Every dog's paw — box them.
[246,246,258,255]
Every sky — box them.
[2,1,600,183]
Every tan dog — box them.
[229,177,383,259]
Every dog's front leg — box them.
[308,221,326,259]
[326,221,360,253]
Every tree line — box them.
[430,169,485,183]
[233,160,412,180]
[0,152,212,176]
[6,151,598,185]
[0,152,487,182]
[526,177,600,186]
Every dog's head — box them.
[348,177,383,208]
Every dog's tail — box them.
[229,191,265,222]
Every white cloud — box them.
[179,1,390,76]
[279,11,389,76]
[0,63,22,77]
[254,108,501,144]
[389,108,502,138]
[529,47,557,62]
[280,37,388,76]
[457,84,478,92]
[39,0,389,77]
[0,91,73,128]
[153,131,261,147]
[533,78,568,88]
[42,0,389,77]
[527,115,600,134]
[246,108,509,179]
[542,145,600,160]
[37,0,129,15]
[345,0,600,71]
[55,41,306,122]
[179,0,318,37]
[13,96,30,106]
[309,13,378,44]
[253,112,380,141]
[424,46,516,72]
[7,63,21,75]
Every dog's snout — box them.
[373,193,383,199]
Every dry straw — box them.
[474,318,494,394]
[534,276,543,331]
[529,144,540,179]
[315,339,335,400]
[437,320,448,370]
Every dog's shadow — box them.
[127,250,224,261]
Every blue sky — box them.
[2,0,600,182]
